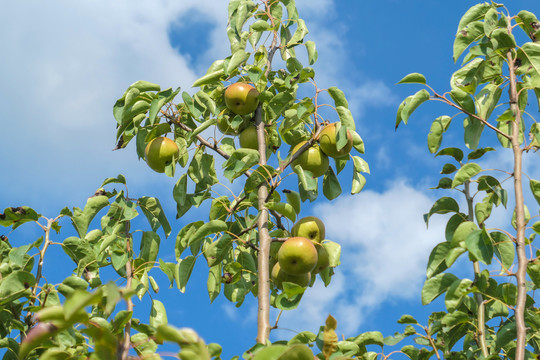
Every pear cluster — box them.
[291,122,354,178]
[272,216,330,289]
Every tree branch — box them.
[120,223,134,360]
[431,93,511,140]
[255,105,272,343]
[506,41,527,360]
[464,180,489,357]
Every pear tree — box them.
[2,1,540,360]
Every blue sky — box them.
[1,0,540,358]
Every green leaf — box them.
[267,202,297,222]
[188,151,219,189]
[436,147,464,162]
[101,174,126,187]
[128,80,160,93]
[351,171,366,195]
[322,167,342,201]
[476,83,502,120]
[222,148,260,181]
[441,163,457,175]
[426,242,451,279]
[483,8,498,36]
[468,147,495,160]
[150,299,168,328]
[192,69,225,88]
[457,3,493,33]
[227,50,250,74]
[336,106,355,131]
[451,58,484,94]
[177,256,197,293]
[425,197,460,226]
[495,322,516,348]
[287,19,308,46]
[349,331,384,347]
[517,10,540,42]
[266,92,294,121]
[451,221,478,247]
[491,28,517,49]
[528,262,540,288]
[400,89,430,125]
[444,278,473,312]
[397,73,426,85]
[284,190,301,215]
[252,345,288,359]
[71,196,109,238]
[452,162,481,188]
[139,197,171,237]
[441,311,470,331]
[463,116,484,150]
[450,89,475,114]
[251,19,270,31]
[0,270,35,305]
[421,272,458,305]
[492,232,514,272]
[517,42,540,82]
[427,116,452,154]
[138,231,161,271]
[432,177,453,190]
[454,20,485,62]
[397,314,418,324]
[511,204,530,230]
[189,220,228,246]
[0,206,40,229]
[304,41,318,65]
[207,264,222,303]
[465,229,493,265]
[474,196,493,224]
[173,174,191,219]
[530,179,540,206]
[175,221,204,258]
[351,130,365,154]
[327,87,349,108]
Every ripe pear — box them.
[277,237,318,275]
[291,216,325,243]
[144,137,179,173]
[271,262,311,289]
[291,141,329,178]
[224,82,259,115]
[319,122,353,158]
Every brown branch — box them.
[506,37,527,360]
[431,93,512,140]
[255,104,272,343]
[120,224,134,360]
[29,215,63,314]
[464,180,489,357]
[161,111,231,160]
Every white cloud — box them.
[274,181,446,335]
[0,1,229,210]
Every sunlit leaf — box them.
[397,73,426,85]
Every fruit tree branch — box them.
[120,223,134,360]
[506,37,527,360]
[464,180,489,357]
[431,93,511,140]
[254,105,272,343]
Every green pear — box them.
[291,216,325,243]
